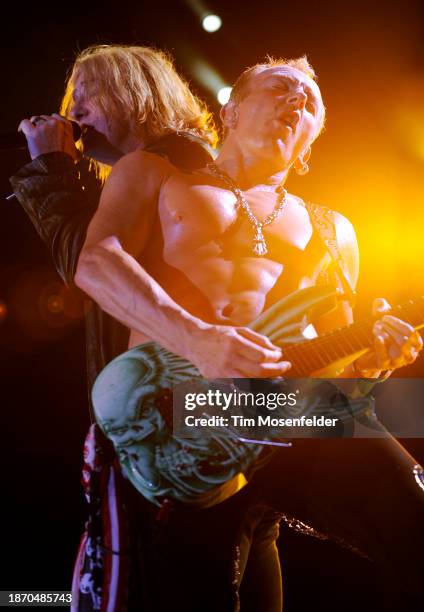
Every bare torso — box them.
[129,170,328,348]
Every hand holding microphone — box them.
[4,115,82,202]
[17,114,81,160]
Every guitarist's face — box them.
[226,66,325,172]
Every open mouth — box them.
[278,112,300,132]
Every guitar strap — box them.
[305,202,389,393]
[305,202,357,307]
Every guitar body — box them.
[92,286,344,505]
[92,286,423,504]
[92,342,266,506]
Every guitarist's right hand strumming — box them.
[186,323,292,379]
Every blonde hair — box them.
[60,44,217,180]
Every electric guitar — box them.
[91,286,424,505]
[251,287,424,376]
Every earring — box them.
[295,161,309,176]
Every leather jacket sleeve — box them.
[9,151,100,285]
[9,135,212,286]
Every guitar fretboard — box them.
[282,297,424,376]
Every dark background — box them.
[1,1,423,609]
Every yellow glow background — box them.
[285,48,424,316]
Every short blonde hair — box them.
[60,44,217,179]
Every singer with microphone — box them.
[9,43,216,612]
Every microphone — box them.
[4,120,82,202]
[0,120,82,152]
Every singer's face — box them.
[69,72,127,164]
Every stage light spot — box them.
[217,86,232,105]
[46,294,64,314]
[202,14,222,32]
[0,300,7,322]
[8,267,82,343]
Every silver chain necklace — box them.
[207,162,288,256]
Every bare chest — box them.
[159,181,317,266]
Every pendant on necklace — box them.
[253,226,268,256]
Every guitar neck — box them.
[283,297,424,376]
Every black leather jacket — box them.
[10,132,213,401]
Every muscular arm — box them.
[75,151,289,378]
